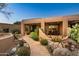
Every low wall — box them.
[39,29,62,40]
[39,28,51,40]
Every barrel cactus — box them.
[16,46,30,56]
[40,39,48,45]
[30,32,39,41]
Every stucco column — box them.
[41,22,45,32]
[21,22,25,36]
[62,20,68,36]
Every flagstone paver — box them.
[23,35,50,56]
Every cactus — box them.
[30,32,39,41]
[70,24,79,43]
[40,39,48,45]
[16,46,30,56]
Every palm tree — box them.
[0,3,12,19]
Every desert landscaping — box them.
[0,3,79,56]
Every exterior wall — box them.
[39,28,51,40]
[21,21,25,35]
[0,23,11,32]
[62,19,68,36]
[59,23,63,35]
[41,22,45,32]
[21,15,79,36]
[9,24,21,32]
[0,23,21,33]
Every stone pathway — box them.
[23,35,50,56]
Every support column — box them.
[62,20,68,36]
[21,22,25,36]
[41,22,45,32]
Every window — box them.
[48,25,60,35]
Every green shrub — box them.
[70,24,79,43]
[51,37,62,42]
[16,46,30,56]
[30,32,39,41]
[40,39,48,45]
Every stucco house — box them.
[21,15,79,37]
[0,23,21,33]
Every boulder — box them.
[47,40,62,54]
[71,49,79,56]
[53,48,72,56]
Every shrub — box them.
[51,37,62,42]
[30,32,39,41]
[16,46,30,56]
[11,29,20,34]
[40,39,48,45]
[70,24,79,43]
[13,34,18,40]
[18,40,25,47]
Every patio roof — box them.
[22,14,79,24]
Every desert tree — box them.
[13,21,21,25]
[0,3,13,19]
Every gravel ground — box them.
[0,36,17,55]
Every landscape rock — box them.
[53,48,72,56]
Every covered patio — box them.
[24,23,41,34]
[45,22,62,35]
[21,19,68,37]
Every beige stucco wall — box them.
[39,28,51,40]
[21,15,79,36]
[0,23,21,33]
[9,24,21,32]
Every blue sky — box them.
[0,3,79,24]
